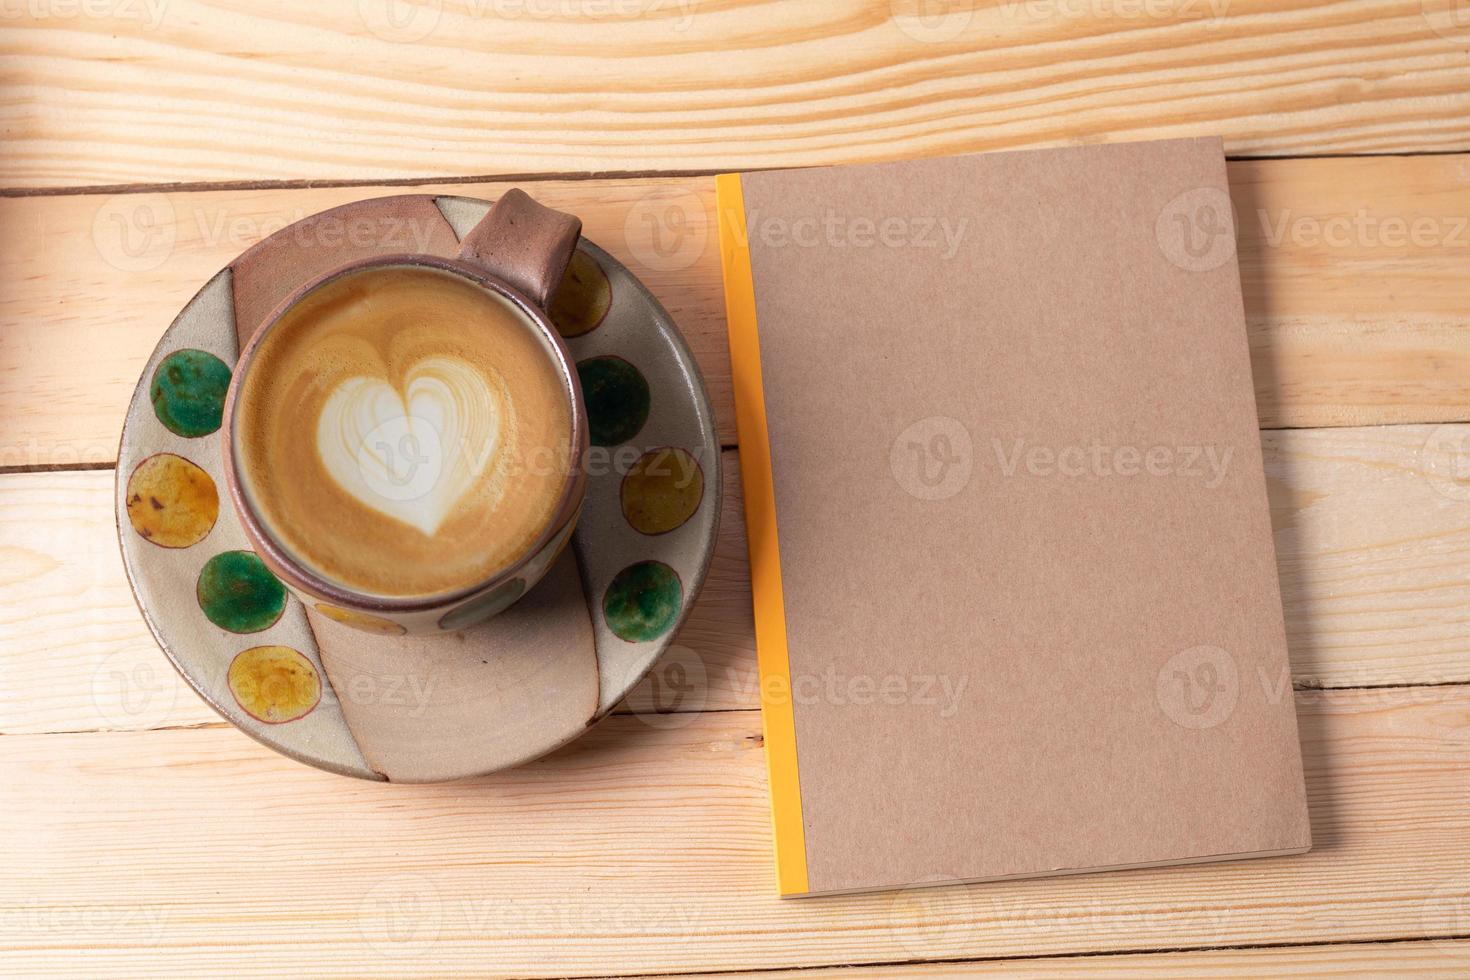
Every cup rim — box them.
[219,253,589,614]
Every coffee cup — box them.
[220,190,588,634]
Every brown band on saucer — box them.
[306,550,599,783]
[457,188,582,309]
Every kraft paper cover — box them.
[718,138,1310,898]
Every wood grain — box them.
[8,422,1469,736]
[2,1,1470,187]
[1264,423,1470,691]
[2,688,1469,977]
[0,452,752,737]
[1233,155,1470,428]
[5,7,1468,975]
[5,156,1470,470]
[0,178,731,465]
[677,940,1470,977]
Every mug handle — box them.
[457,188,583,310]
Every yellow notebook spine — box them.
[715,173,810,898]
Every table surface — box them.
[4,2,1470,977]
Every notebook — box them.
[716,137,1311,899]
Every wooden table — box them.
[4,2,1470,976]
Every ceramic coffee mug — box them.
[220,190,589,635]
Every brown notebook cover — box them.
[717,137,1311,898]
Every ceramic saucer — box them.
[116,195,720,782]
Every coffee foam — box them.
[234,265,573,598]
[316,356,504,537]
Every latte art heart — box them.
[316,357,504,536]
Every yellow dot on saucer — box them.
[313,603,406,636]
[228,646,321,724]
[125,452,218,548]
[621,448,704,535]
[550,250,611,338]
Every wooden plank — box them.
[0,178,732,464]
[662,940,1470,977]
[1233,155,1470,428]
[2,688,1469,977]
[6,156,1470,470]
[2,2,1470,188]
[1264,423,1470,691]
[7,422,1470,736]
[0,452,754,737]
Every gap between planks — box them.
[602,935,1470,980]
[6,147,1470,200]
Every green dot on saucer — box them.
[602,561,682,643]
[578,356,650,447]
[150,349,232,437]
[197,550,287,634]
